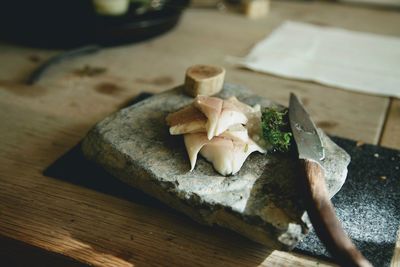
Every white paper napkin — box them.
[231,21,400,98]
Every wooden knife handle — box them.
[300,159,373,267]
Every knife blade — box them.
[289,93,372,267]
[289,93,324,164]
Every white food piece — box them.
[169,96,255,140]
[183,133,210,171]
[200,137,265,176]
[194,96,223,140]
[215,99,248,136]
[225,96,255,116]
[230,139,265,174]
[199,137,234,175]
[167,95,266,176]
[220,124,249,142]
[166,105,206,135]
[183,132,266,176]
[223,97,266,149]
[169,122,205,135]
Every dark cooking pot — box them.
[0,0,190,48]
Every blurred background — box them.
[0,0,398,48]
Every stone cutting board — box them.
[81,84,351,250]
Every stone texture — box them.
[82,84,350,250]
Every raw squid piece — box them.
[194,96,223,140]
[201,137,265,175]
[167,95,266,176]
[166,105,207,135]
[184,133,265,176]
[183,133,210,171]
[215,99,248,136]
[199,137,234,175]
[225,96,257,116]
[220,124,249,142]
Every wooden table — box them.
[0,1,399,266]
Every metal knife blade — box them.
[289,93,325,163]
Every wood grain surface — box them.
[0,1,399,266]
[0,235,86,267]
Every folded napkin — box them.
[232,21,400,98]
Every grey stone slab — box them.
[82,84,350,250]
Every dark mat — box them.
[44,93,400,267]
[295,137,400,267]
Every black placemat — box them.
[44,93,400,267]
[295,137,400,267]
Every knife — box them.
[288,93,372,267]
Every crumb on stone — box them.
[374,153,379,158]
[380,176,387,180]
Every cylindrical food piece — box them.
[184,65,225,97]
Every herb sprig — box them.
[261,107,292,152]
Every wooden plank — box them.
[380,99,400,149]
[0,235,88,267]
[0,43,58,82]
[0,83,335,267]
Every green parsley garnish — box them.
[261,107,292,152]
